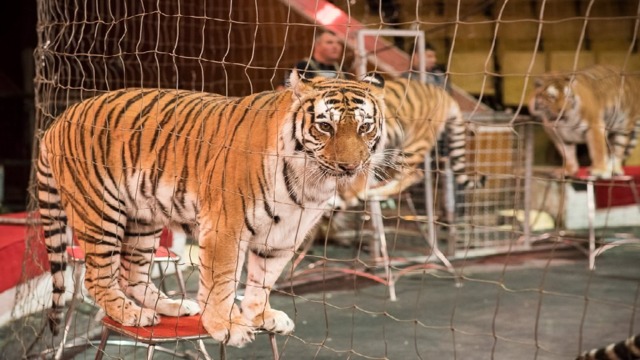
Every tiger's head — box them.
[528,75,574,121]
[286,71,386,179]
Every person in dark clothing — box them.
[294,29,346,80]
[402,43,451,93]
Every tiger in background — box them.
[577,333,640,360]
[37,71,387,347]
[340,77,481,206]
[528,64,640,179]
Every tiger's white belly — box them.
[250,203,325,253]
[551,94,629,144]
[549,95,586,143]
[553,117,589,143]
[247,162,333,253]
[125,164,332,253]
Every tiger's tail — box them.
[36,144,69,336]
[577,334,640,360]
[444,103,485,190]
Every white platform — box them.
[532,176,640,230]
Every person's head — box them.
[312,30,343,64]
[411,43,437,71]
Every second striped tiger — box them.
[341,77,479,205]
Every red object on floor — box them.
[102,314,208,340]
[0,212,49,293]
[0,210,174,294]
[574,166,640,208]
[159,228,173,248]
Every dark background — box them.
[0,2,37,212]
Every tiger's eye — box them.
[359,123,373,134]
[317,122,333,133]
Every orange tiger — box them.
[37,72,386,347]
[529,65,640,178]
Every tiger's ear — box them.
[360,72,385,97]
[289,70,315,97]
[361,72,385,89]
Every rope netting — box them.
[1,1,639,359]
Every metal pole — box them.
[355,29,425,81]
[522,122,534,248]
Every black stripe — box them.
[160,95,180,113]
[133,91,167,128]
[49,262,66,274]
[114,90,152,128]
[258,175,278,223]
[44,228,67,238]
[282,159,301,206]
[38,199,63,210]
[612,340,632,358]
[85,251,121,259]
[226,92,272,148]
[77,231,120,246]
[37,182,59,194]
[250,247,277,259]
[241,195,257,236]
[124,229,163,237]
[127,246,157,254]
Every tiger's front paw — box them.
[612,161,624,177]
[589,167,612,179]
[156,298,201,317]
[109,301,160,327]
[202,306,255,348]
[253,309,295,335]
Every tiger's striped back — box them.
[37,72,387,346]
[384,78,472,185]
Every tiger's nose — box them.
[339,163,360,172]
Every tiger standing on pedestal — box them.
[37,71,387,347]
[528,65,640,178]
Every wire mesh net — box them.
[2,0,640,359]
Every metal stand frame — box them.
[528,173,640,270]
[42,230,197,359]
[583,175,640,270]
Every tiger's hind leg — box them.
[36,154,70,335]
[120,224,200,317]
[611,131,635,176]
[73,213,159,327]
